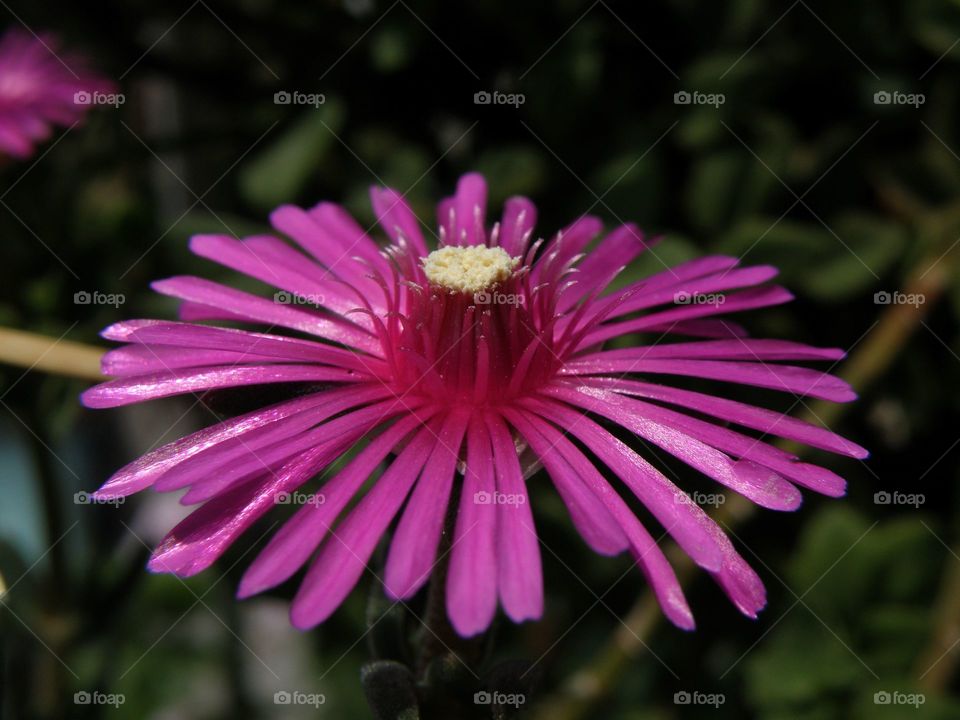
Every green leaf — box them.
[239,100,345,209]
[801,214,907,301]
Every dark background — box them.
[1,0,959,718]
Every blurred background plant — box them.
[1,0,960,718]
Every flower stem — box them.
[0,327,103,381]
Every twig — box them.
[0,327,104,381]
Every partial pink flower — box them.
[82,173,867,636]
[0,28,114,159]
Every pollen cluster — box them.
[422,245,519,294]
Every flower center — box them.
[421,245,519,294]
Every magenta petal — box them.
[707,525,767,618]
[147,444,336,577]
[509,408,695,630]
[440,172,487,246]
[446,415,498,636]
[90,393,335,498]
[596,339,845,362]
[584,377,866,458]
[176,398,412,503]
[100,345,264,377]
[539,388,803,511]
[101,319,384,376]
[632,255,741,293]
[497,197,537,258]
[151,386,388,495]
[307,202,392,275]
[151,276,380,353]
[370,186,429,258]
[565,357,856,403]
[237,411,436,598]
[582,286,794,347]
[559,224,650,311]
[384,410,471,599]
[269,205,370,288]
[522,396,726,571]
[290,422,439,629]
[485,412,543,623]
[189,233,377,322]
[81,364,362,409]
[646,318,749,338]
[607,265,780,320]
[502,409,630,557]
[550,215,604,268]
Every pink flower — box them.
[82,173,866,635]
[0,28,114,159]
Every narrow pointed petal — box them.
[502,409,630,556]
[370,186,429,258]
[237,411,436,598]
[486,413,543,623]
[446,415,499,636]
[497,197,537,257]
[384,410,471,599]
[290,422,439,629]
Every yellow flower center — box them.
[421,245,519,294]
